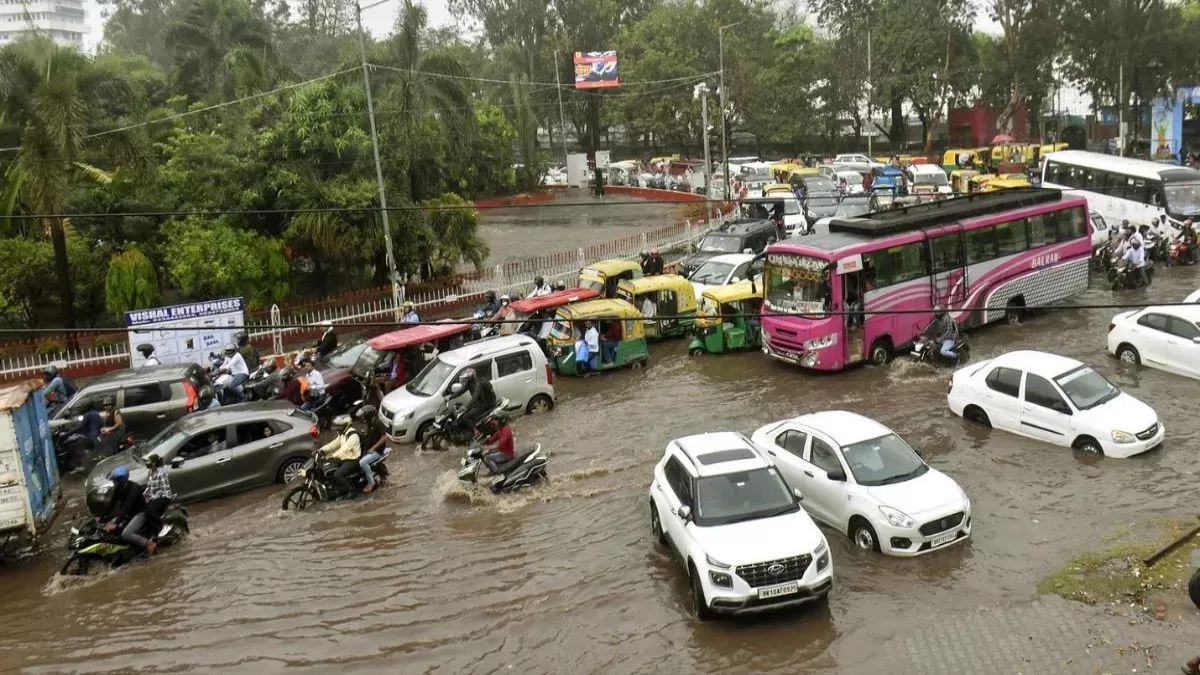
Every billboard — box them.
[1149,93,1185,161]
[574,51,619,89]
[125,297,245,368]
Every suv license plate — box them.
[930,532,957,547]
[758,582,799,599]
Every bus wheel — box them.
[1005,299,1025,325]
[868,339,892,366]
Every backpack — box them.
[62,377,77,398]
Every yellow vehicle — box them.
[687,280,764,355]
[546,299,649,376]
[578,259,643,298]
[950,169,980,194]
[649,154,681,166]
[1039,142,1068,156]
[786,167,819,182]
[980,175,1033,192]
[615,274,697,340]
[769,161,803,182]
[762,183,794,196]
[942,148,986,173]
[992,144,1037,165]
[967,173,996,192]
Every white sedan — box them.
[947,350,1164,458]
[1107,305,1200,379]
[750,411,971,557]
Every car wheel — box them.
[421,431,449,452]
[868,339,891,366]
[1073,436,1104,455]
[650,502,665,545]
[281,485,317,511]
[850,519,881,553]
[1116,344,1141,365]
[1005,300,1024,325]
[1189,568,1200,609]
[963,405,991,428]
[277,457,307,483]
[415,421,433,443]
[526,394,554,414]
[689,348,704,357]
[690,563,713,620]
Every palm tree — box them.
[0,37,138,330]
[167,0,276,101]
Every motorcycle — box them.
[910,336,970,367]
[53,426,136,475]
[244,360,282,401]
[458,440,548,493]
[1110,260,1154,291]
[59,504,189,575]
[1091,240,1115,274]
[280,446,391,510]
[420,385,510,451]
[1169,238,1197,266]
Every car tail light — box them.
[947,379,953,394]
[183,381,197,412]
[309,425,320,439]
[545,363,554,385]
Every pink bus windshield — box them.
[763,252,832,316]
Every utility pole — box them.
[1118,63,1125,157]
[555,52,569,169]
[867,29,873,156]
[356,1,402,313]
[696,83,713,222]
[719,21,744,203]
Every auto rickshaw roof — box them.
[762,183,793,194]
[702,280,762,303]
[557,298,642,320]
[581,259,642,276]
[617,274,691,294]
[509,287,600,313]
[367,321,472,351]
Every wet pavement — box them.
[3,267,1200,673]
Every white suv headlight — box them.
[705,554,731,570]
[1111,430,1135,444]
[878,505,915,529]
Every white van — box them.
[378,335,556,444]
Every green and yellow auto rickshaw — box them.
[950,168,980,194]
[687,280,764,355]
[615,274,697,340]
[545,298,650,376]
[578,260,643,298]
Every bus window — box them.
[1028,214,1051,248]
[929,233,963,272]
[966,226,996,263]
[875,241,927,286]
[995,219,1028,256]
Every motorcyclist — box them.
[356,404,387,494]
[235,331,260,371]
[198,384,220,409]
[478,290,501,316]
[480,412,515,474]
[276,368,303,406]
[319,414,362,498]
[139,454,174,555]
[458,368,498,430]
[923,305,959,360]
[136,343,161,366]
[527,276,553,299]
[41,365,75,409]
[1122,237,1149,287]
[401,301,420,324]
[299,358,326,412]
[314,321,338,358]
[643,249,665,275]
[222,343,249,402]
[100,465,149,553]
[488,295,512,322]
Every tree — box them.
[420,193,489,278]
[105,248,162,317]
[0,37,139,330]
[167,0,277,100]
[163,217,290,306]
[989,0,1062,136]
[0,237,55,327]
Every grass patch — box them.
[1038,517,1200,606]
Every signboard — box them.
[1150,96,1184,160]
[125,297,245,368]
[595,150,611,170]
[574,51,619,89]
[566,153,589,188]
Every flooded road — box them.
[3,269,1199,673]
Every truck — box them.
[0,383,60,552]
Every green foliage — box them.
[105,248,162,317]
[162,217,290,307]
[420,193,489,277]
[36,340,65,357]
[0,237,56,327]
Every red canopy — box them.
[991,134,1015,145]
[508,288,600,314]
[368,321,471,352]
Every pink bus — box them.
[760,189,1092,371]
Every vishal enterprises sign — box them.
[125,297,245,368]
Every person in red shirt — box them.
[481,412,515,473]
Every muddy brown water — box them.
[2,269,1199,674]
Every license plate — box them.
[758,582,799,599]
[930,531,958,547]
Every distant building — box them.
[0,0,88,48]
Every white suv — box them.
[649,432,833,619]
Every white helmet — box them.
[333,414,352,430]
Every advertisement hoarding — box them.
[574,51,619,89]
[125,298,245,368]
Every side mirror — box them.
[447,382,465,397]
[792,487,804,501]
[827,469,847,482]
[676,505,693,521]
[743,248,753,254]
[730,276,741,283]
[170,456,185,469]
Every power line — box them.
[367,63,721,89]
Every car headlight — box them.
[879,505,915,529]
[802,352,819,367]
[1111,430,1136,444]
[804,334,837,350]
[705,553,731,569]
[399,409,415,421]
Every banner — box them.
[125,297,245,368]
[574,51,619,89]
[1150,95,1184,161]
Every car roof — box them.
[703,253,756,265]
[786,410,893,446]
[672,432,768,477]
[176,400,306,433]
[86,363,199,389]
[989,350,1084,376]
[720,219,776,235]
[509,287,601,313]
[1138,304,1200,322]
[439,334,540,366]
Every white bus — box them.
[1041,150,1200,228]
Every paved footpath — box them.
[841,595,1200,674]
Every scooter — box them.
[59,505,189,575]
[910,335,970,367]
[458,440,547,493]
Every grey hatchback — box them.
[85,401,319,515]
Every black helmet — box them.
[485,290,497,302]
[235,330,248,346]
[42,365,58,380]
[457,368,476,385]
[136,343,155,357]
[198,385,214,406]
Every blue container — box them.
[0,384,60,538]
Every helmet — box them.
[485,290,497,302]
[354,404,376,420]
[198,385,214,405]
[457,368,476,385]
[321,320,333,328]
[934,304,945,314]
[403,301,414,310]
[109,465,129,482]
[42,365,59,380]
[224,343,237,354]
[235,330,248,346]
[136,343,155,356]
[332,414,352,430]
[500,294,510,303]
[534,276,545,287]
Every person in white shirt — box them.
[222,344,250,402]
[1122,238,1148,287]
[300,358,326,411]
[527,276,552,298]
[584,321,600,369]
[137,344,161,366]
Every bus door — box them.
[835,254,868,365]
[927,227,967,320]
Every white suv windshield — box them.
[841,434,929,486]
[690,261,735,285]
[695,467,797,526]
[406,358,455,397]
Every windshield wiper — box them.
[877,465,927,485]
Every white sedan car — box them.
[947,350,1164,458]
[1186,288,1200,303]
[750,411,971,557]
[1107,305,1200,379]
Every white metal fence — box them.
[0,216,719,381]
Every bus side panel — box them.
[862,277,931,352]
[980,257,1090,324]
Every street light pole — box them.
[719,21,744,203]
[356,0,402,313]
[696,83,713,222]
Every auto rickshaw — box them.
[967,173,996,193]
[353,321,474,394]
[687,280,764,355]
[769,161,802,183]
[980,175,1032,192]
[578,259,643,298]
[763,183,794,196]
[950,168,980,194]
[615,274,697,340]
[492,288,601,346]
[942,148,987,173]
[545,299,649,376]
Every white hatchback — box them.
[649,432,832,619]
[947,350,1165,458]
[750,411,971,557]
[1107,305,1200,380]
[687,253,763,296]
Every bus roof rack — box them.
[828,188,1062,237]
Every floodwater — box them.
[478,191,681,265]
[3,270,1199,674]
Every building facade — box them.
[0,0,88,48]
